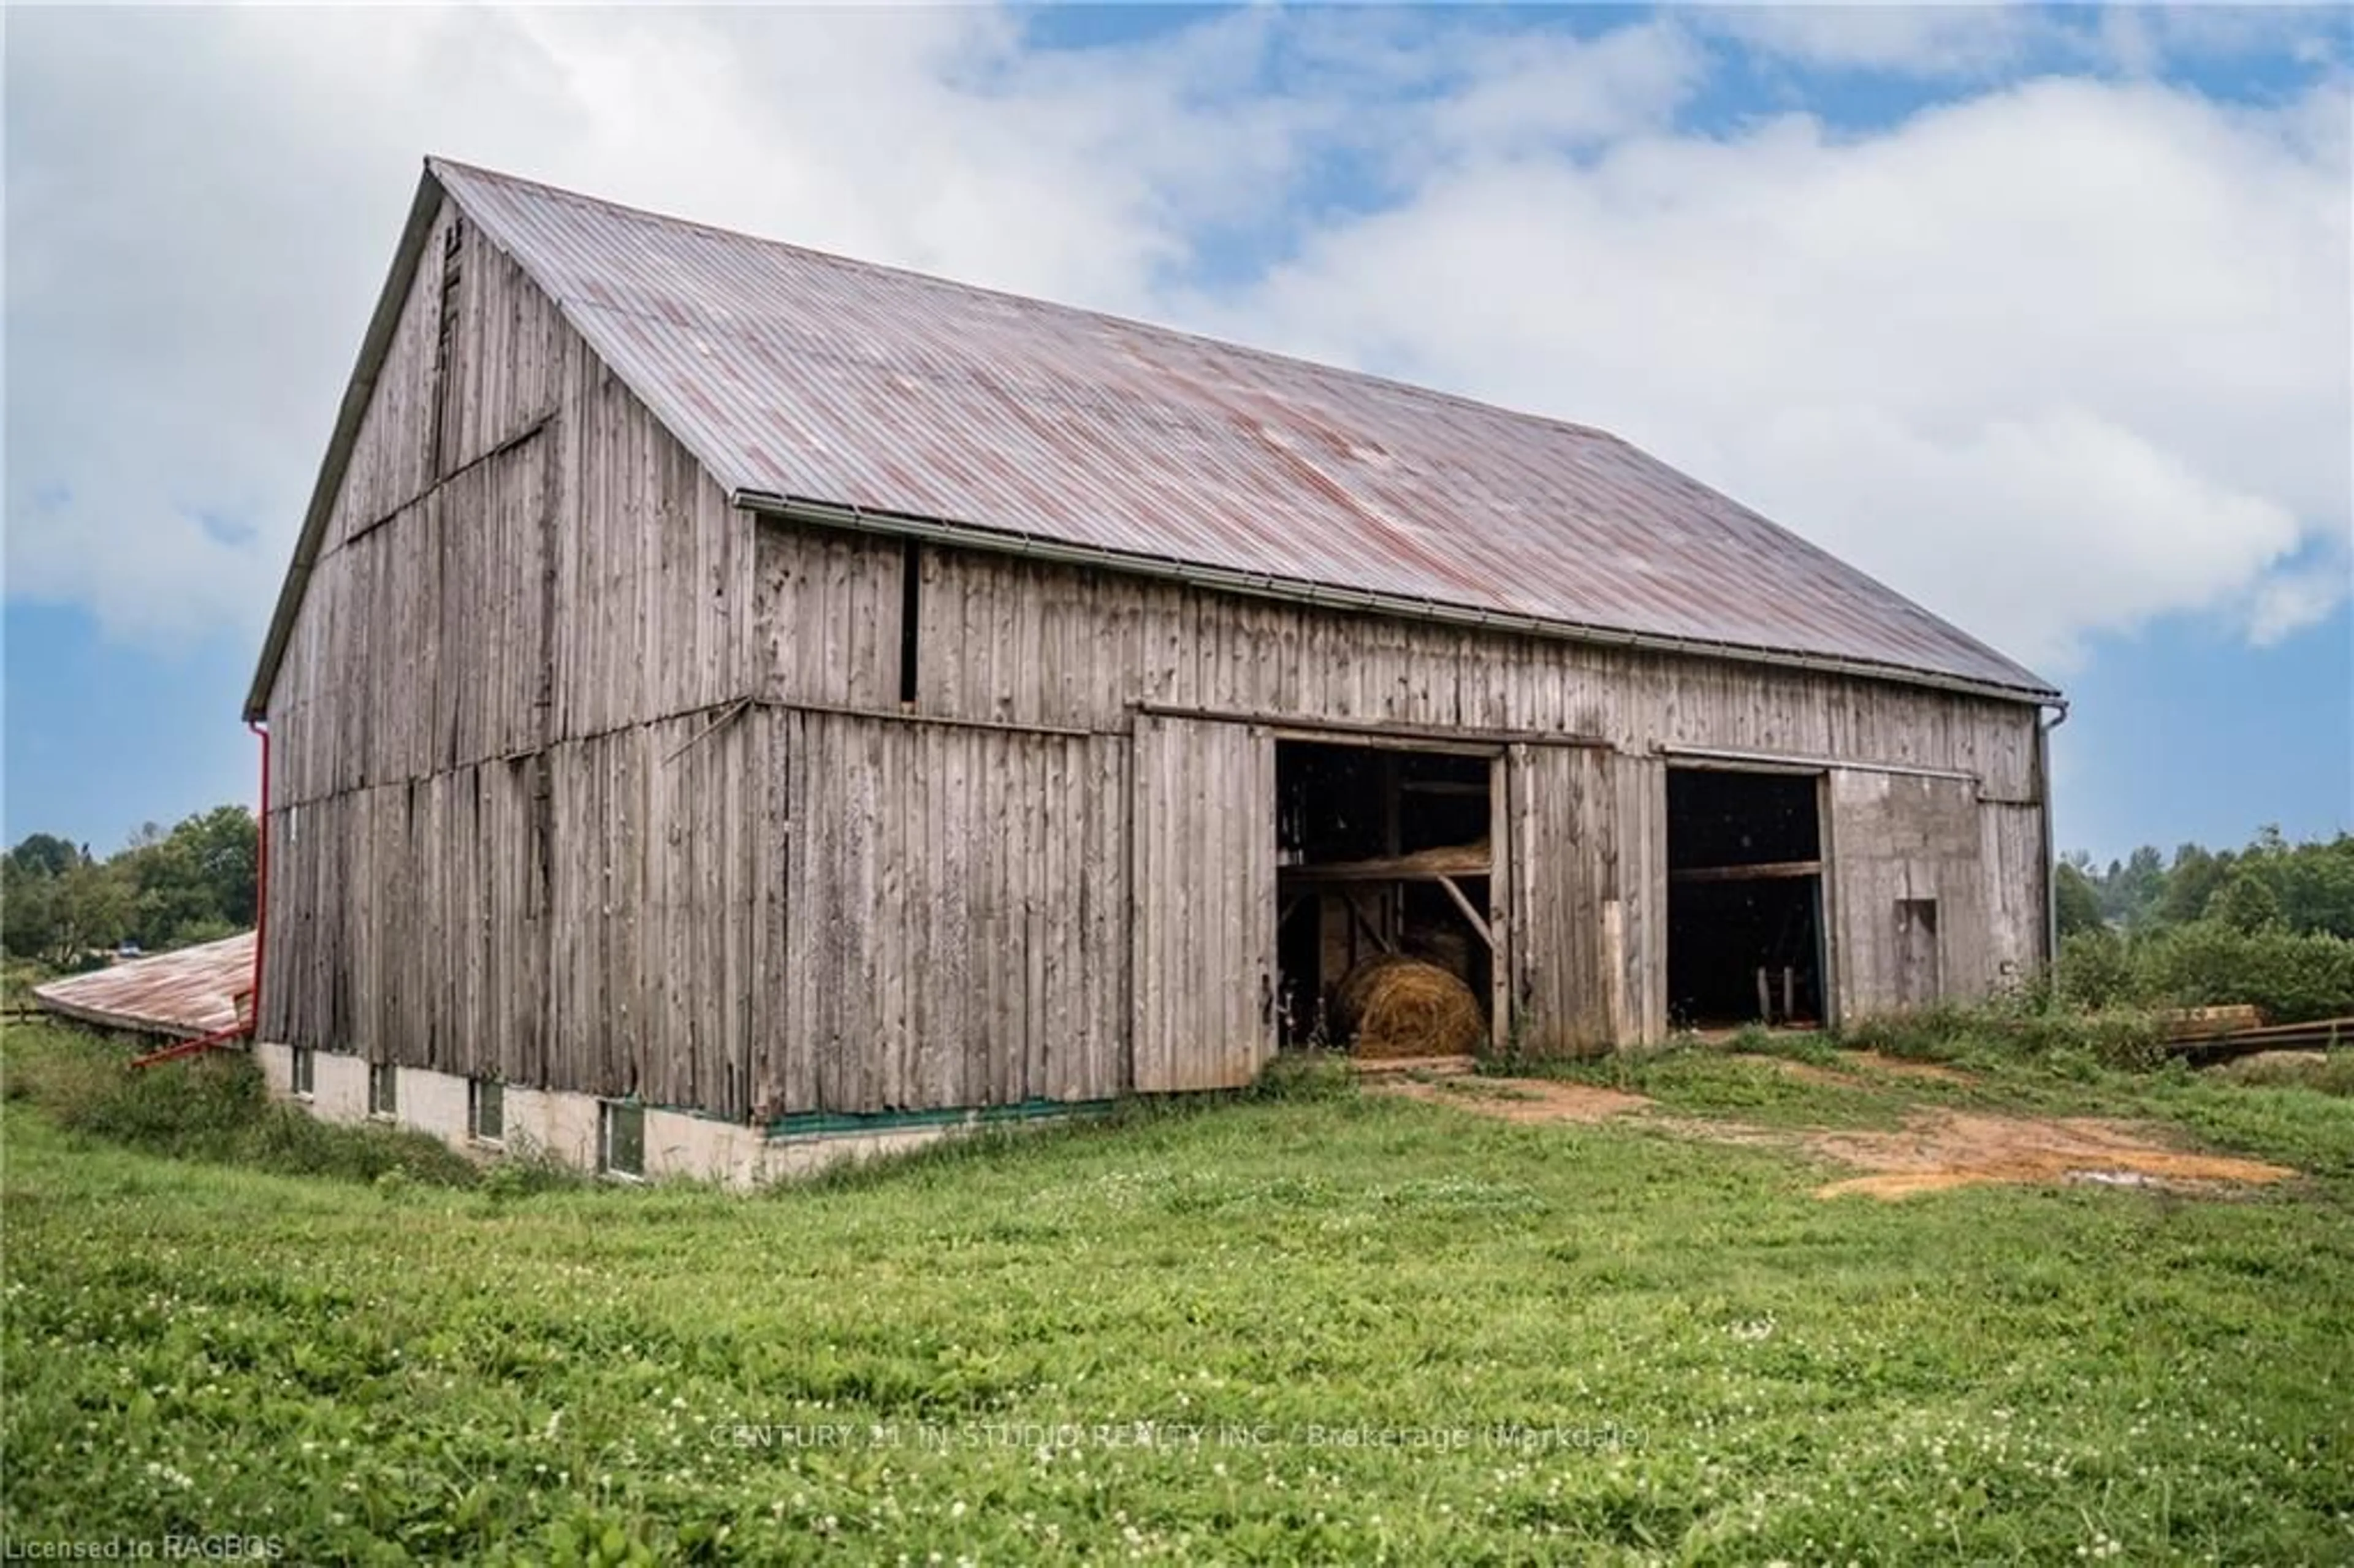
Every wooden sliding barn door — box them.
[1506,744,1666,1054]
[1130,714,1277,1092]
[1824,769,1987,1021]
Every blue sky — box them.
[6,4,2349,864]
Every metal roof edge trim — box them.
[34,994,210,1041]
[244,167,448,721]
[739,492,2065,710]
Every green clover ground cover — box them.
[4,1026,2352,1564]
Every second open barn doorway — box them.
[1274,738,1501,1058]
[1666,766,1827,1029]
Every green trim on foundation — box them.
[764,1097,1113,1141]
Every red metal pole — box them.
[131,1018,254,1069]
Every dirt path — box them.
[1758,1053,1977,1090]
[1375,1075,1655,1124]
[1802,1113,2295,1198]
[1369,1064,2298,1200]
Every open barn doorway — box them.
[1666,767,1826,1029]
[1274,739,1499,1057]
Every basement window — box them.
[291,1046,315,1100]
[1274,739,1496,1054]
[1666,767,1826,1029]
[600,1100,646,1180]
[367,1062,398,1121]
[469,1079,505,1146]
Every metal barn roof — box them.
[34,932,256,1040]
[250,158,2060,715]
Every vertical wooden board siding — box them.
[631,710,758,1115]
[476,753,543,1088]
[275,197,563,773]
[432,431,556,769]
[751,525,906,709]
[1487,752,1514,1051]
[446,226,565,478]
[860,544,2045,799]
[1827,769,1990,1019]
[1085,734,1133,1100]
[262,207,761,1110]
[536,275,745,742]
[766,709,815,1116]
[271,242,740,802]
[1509,747,1593,1052]
[935,722,975,1105]
[1506,744,1661,1052]
[483,721,762,1116]
[1979,802,2048,991]
[1130,714,1276,1092]
[965,728,998,1108]
[1132,720,1164,1090]
[319,204,448,555]
[1613,751,1670,1044]
[770,710,1129,1116]
[749,707,790,1118]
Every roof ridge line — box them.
[424,154,1634,451]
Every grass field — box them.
[4,1022,2352,1564]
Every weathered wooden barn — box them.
[246,157,2061,1179]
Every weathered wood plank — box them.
[1130,714,1276,1092]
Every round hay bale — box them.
[1333,954,1486,1060]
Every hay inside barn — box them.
[1334,955,1488,1060]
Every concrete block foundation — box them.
[252,1042,975,1188]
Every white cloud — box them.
[4,9,2347,685]
[1201,75,2353,670]
[2246,548,2354,645]
[1701,3,2351,82]
[1423,23,1708,158]
[1701,4,2043,78]
[2,7,1312,647]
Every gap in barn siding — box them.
[1664,767,1827,1029]
[898,538,921,707]
[429,216,465,478]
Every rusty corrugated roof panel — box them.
[34,933,256,1040]
[430,158,2056,700]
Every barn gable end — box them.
[259,187,764,1118]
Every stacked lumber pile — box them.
[2157,1006,2352,1066]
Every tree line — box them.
[2051,828,2354,1022]
[2055,828,2354,941]
[3,807,259,970]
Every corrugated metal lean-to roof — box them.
[33,932,257,1040]
[253,157,2062,714]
